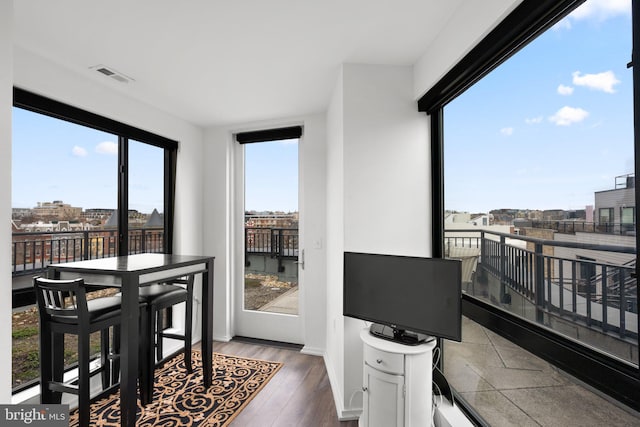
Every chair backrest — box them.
[33,277,89,322]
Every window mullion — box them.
[118,136,129,256]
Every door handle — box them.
[295,249,305,270]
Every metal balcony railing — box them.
[446,229,637,341]
[11,228,164,277]
[528,220,636,236]
[245,227,299,258]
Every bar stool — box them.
[138,275,194,404]
[34,277,126,427]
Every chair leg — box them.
[156,309,163,364]
[39,325,55,404]
[50,332,65,404]
[184,298,193,373]
[112,325,121,386]
[100,328,110,389]
[139,305,154,405]
[77,329,91,427]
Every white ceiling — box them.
[13,1,465,128]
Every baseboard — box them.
[212,333,233,343]
[323,353,361,421]
[300,345,324,356]
[433,397,474,427]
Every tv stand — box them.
[369,323,434,346]
[359,329,435,427]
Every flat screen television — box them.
[343,252,462,345]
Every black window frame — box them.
[418,0,640,418]
[12,88,178,267]
[11,88,179,394]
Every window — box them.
[420,0,639,419]
[11,89,177,391]
[622,206,635,224]
[600,207,614,224]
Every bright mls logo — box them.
[0,405,68,426]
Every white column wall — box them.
[203,126,235,342]
[0,0,14,403]
[298,113,328,355]
[325,63,431,419]
[324,66,347,417]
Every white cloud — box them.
[549,106,589,126]
[500,127,514,136]
[569,0,630,22]
[553,19,572,31]
[555,0,629,30]
[572,71,620,93]
[557,84,574,95]
[525,116,543,125]
[72,146,88,157]
[95,141,118,155]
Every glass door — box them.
[234,136,303,343]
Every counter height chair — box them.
[137,275,195,405]
[34,276,129,427]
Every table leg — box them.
[120,275,140,427]
[202,259,214,387]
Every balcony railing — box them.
[446,229,637,343]
[11,228,164,278]
[528,220,636,235]
[245,227,299,258]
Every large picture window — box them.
[11,88,177,390]
[420,0,639,421]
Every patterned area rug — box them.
[69,351,282,426]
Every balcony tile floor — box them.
[444,316,640,426]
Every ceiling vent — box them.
[90,65,134,84]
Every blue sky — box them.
[12,0,632,216]
[445,0,633,213]
[11,108,296,213]
[12,108,164,213]
[244,140,298,212]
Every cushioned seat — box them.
[50,295,123,324]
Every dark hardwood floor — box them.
[206,338,359,427]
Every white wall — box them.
[413,0,521,99]
[325,63,431,419]
[203,126,235,342]
[0,0,13,403]
[202,113,328,349]
[324,65,346,416]
[298,114,328,355]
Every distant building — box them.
[594,173,635,234]
[32,200,82,220]
[82,208,116,221]
[11,208,31,219]
[445,211,492,226]
[144,209,164,228]
[19,220,91,232]
[245,212,299,228]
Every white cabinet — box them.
[359,328,435,427]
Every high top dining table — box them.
[48,253,215,427]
